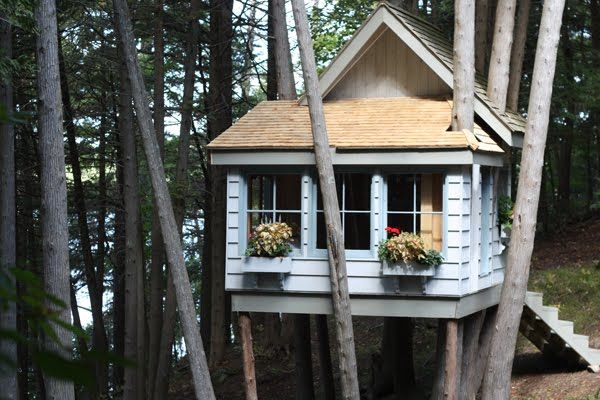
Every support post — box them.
[443,319,459,400]
[239,312,258,400]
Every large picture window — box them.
[316,173,371,250]
[386,174,443,251]
[247,174,302,250]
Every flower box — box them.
[381,260,436,277]
[241,256,293,274]
[500,226,511,246]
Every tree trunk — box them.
[452,0,475,132]
[294,314,315,400]
[207,0,233,367]
[470,307,497,397]
[431,320,446,400]
[442,320,460,400]
[480,0,566,397]
[0,15,18,400]
[58,38,109,398]
[152,1,201,396]
[290,1,360,398]
[459,311,485,400]
[34,1,75,398]
[506,0,531,112]
[475,0,489,74]
[113,0,216,398]
[486,0,517,113]
[239,313,258,400]
[273,0,295,99]
[266,0,278,101]
[315,315,335,400]
[147,1,166,395]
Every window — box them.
[316,173,371,250]
[247,174,302,250]
[386,174,443,251]
[480,169,492,275]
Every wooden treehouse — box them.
[207,2,600,371]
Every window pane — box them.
[275,212,302,250]
[344,173,371,211]
[387,213,414,234]
[344,213,370,250]
[275,175,301,210]
[420,173,443,213]
[388,175,415,212]
[247,212,273,239]
[316,174,342,210]
[248,175,273,210]
[419,214,443,251]
[316,212,327,249]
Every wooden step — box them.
[540,306,559,322]
[525,291,544,308]
[571,334,589,349]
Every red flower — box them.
[385,227,401,236]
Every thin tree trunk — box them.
[452,0,475,132]
[431,320,446,400]
[207,0,233,367]
[486,0,517,113]
[315,315,335,400]
[0,15,18,400]
[273,0,295,99]
[147,1,166,395]
[239,313,258,400]
[294,314,315,400]
[480,0,566,397]
[475,0,489,74]
[459,311,485,400]
[442,320,459,400]
[58,38,109,398]
[34,1,75,398]
[266,0,277,100]
[470,307,497,397]
[113,0,215,398]
[152,1,201,397]
[291,1,360,398]
[506,0,531,112]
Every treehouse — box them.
[207,2,526,319]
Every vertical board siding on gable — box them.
[326,29,450,100]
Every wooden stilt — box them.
[443,319,459,400]
[239,312,258,400]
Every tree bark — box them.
[480,0,566,397]
[34,1,75,398]
[147,1,166,395]
[239,313,258,400]
[506,0,531,112]
[291,1,360,398]
[470,307,497,397]
[486,0,517,113]
[452,0,475,131]
[113,0,215,398]
[459,311,486,400]
[0,15,18,400]
[315,315,335,400]
[442,320,459,400]
[294,314,315,400]
[475,0,489,74]
[431,320,446,400]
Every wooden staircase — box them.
[520,291,600,372]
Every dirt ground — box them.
[169,218,600,400]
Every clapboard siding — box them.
[225,168,487,297]
[326,29,449,100]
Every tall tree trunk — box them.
[113,0,216,398]
[266,0,278,101]
[294,315,314,400]
[291,1,360,398]
[506,0,532,112]
[452,0,475,132]
[239,313,258,400]
[34,1,75,398]
[475,0,489,74]
[442,320,460,400]
[113,13,146,398]
[459,311,486,400]
[480,0,566,397]
[273,0,295,99]
[431,321,446,400]
[0,15,18,400]
[486,0,517,113]
[147,1,165,395]
[207,0,233,367]
[58,38,109,398]
[152,1,201,397]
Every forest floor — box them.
[170,218,600,400]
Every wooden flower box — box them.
[241,256,293,274]
[381,260,436,277]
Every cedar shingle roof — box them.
[383,3,527,133]
[207,97,503,153]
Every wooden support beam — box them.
[443,319,459,400]
[239,312,258,400]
